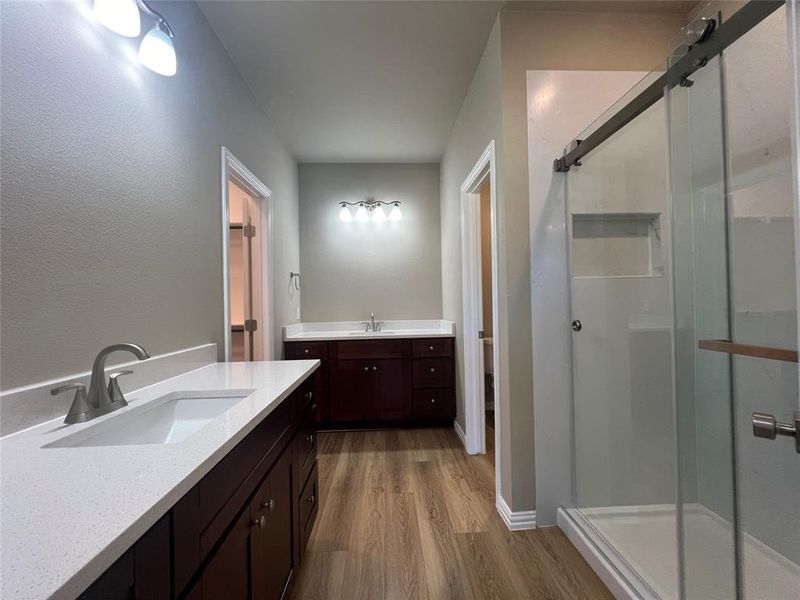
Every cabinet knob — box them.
[307,434,314,444]
[430,367,436,373]
[252,515,266,529]
[262,498,275,512]
[305,391,313,400]
[363,366,370,372]
[304,349,309,354]
[372,366,378,372]
[431,398,437,404]
[429,345,434,351]
[307,495,315,504]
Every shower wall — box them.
[568,98,675,510]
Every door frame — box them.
[221,147,274,361]
[460,140,503,491]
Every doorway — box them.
[221,147,274,362]
[460,140,503,499]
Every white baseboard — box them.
[0,343,218,437]
[557,507,651,600]
[496,495,537,531]
[453,419,467,449]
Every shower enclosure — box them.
[560,2,800,599]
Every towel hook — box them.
[289,272,301,291]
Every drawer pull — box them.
[363,366,369,372]
[307,495,315,504]
[305,391,313,400]
[262,498,275,512]
[430,367,436,373]
[252,515,266,529]
[372,366,378,372]
[429,345,435,351]
[304,349,309,354]
[430,398,436,404]
[306,434,314,445]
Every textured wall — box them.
[0,1,300,389]
[298,163,442,322]
[440,19,507,493]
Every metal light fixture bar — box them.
[338,199,402,222]
[338,200,401,210]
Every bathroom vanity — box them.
[284,320,456,426]
[0,360,320,600]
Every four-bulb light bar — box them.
[339,200,402,223]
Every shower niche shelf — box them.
[571,212,663,278]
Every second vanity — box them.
[284,320,456,426]
[0,360,320,600]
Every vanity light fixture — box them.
[94,0,140,37]
[93,0,177,76]
[338,199,403,223]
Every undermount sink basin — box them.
[347,330,396,336]
[44,389,255,448]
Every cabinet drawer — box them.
[412,358,453,388]
[413,388,455,419]
[335,339,406,359]
[297,407,317,486]
[285,341,328,360]
[299,462,319,551]
[411,338,453,358]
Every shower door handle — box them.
[571,320,582,332]
[752,411,800,454]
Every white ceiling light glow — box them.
[338,199,403,224]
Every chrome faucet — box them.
[360,313,385,332]
[51,343,149,424]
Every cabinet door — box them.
[196,506,251,600]
[330,360,370,421]
[371,358,409,420]
[251,448,295,600]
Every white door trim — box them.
[221,147,274,362]
[459,140,503,501]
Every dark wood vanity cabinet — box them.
[80,374,319,600]
[285,337,455,426]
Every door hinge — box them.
[478,330,485,339]
[243,224,256,238]
[244,319,258,332]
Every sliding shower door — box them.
[567,95,678,599]
[667,5,800,599]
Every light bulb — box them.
[138,23,177,76]
[94,0,141,37]
[339,204,352,222]
[355,204,369,222]
[373,204,387,223]
[390,203,402,222]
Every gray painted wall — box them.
[0,1,300,390]
[440,20,506,493]
[298,163,442,322]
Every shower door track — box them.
[553,0,784,173]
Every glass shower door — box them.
[568,95,679,599]
[668,5,800,599]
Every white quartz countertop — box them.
[283,319,455,341]
[0,360,319,600]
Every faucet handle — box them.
[51,383,94,424]
[107,370,134,407]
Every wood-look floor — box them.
[288,419,612,600]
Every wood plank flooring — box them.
[288,423,612,600]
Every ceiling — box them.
[199,1,503,163]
